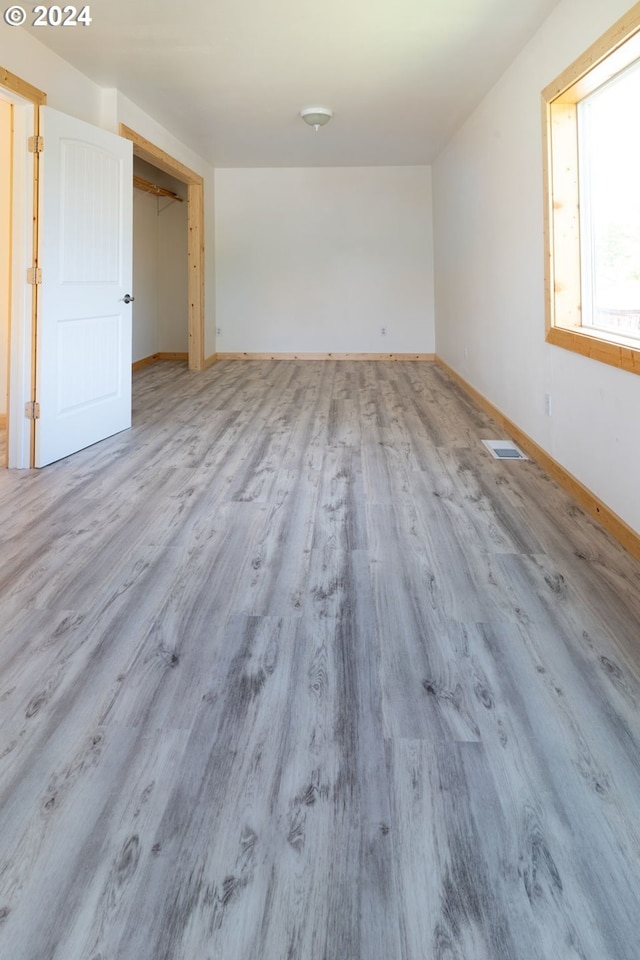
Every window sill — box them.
[546,325,640,375]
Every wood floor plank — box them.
[237,466,319,617]
[111,614,303,960]
[0,544,185,824]
[450,616,640,960]
[1,359,640,958]
[98,502,265,730]
[1,725,190,960]
[388,739,534,960]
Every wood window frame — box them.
[542,2,640,375]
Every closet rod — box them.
[133,175,183,202]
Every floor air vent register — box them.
[482,439,528,460]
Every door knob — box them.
[123,294,135,304]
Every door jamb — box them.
[1,67,46,468]
[118,124,205,371]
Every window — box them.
[542,4,640,374]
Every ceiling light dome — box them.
[300,107,333,131]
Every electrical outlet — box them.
[216,327,222,336]
[381,326,387,336]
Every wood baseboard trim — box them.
[203,352,218,368]
[133,352,189,371]
[132,354,160,371]
[157,352,188,362]
[215,352,435,362]
[435,356,640,563]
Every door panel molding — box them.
[36,106,133,467]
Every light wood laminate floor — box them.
[1,360,640,960]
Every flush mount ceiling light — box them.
[300,107,333,131]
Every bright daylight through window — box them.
[543,3,640,374]
[578,60,640,341]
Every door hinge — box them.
[28,135,44,154]
[27,267,42,285]
[25,401,41,420]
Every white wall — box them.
[0,99,10,417]
[0,28,217,361]
[432,0,640,535]
[214,166,434,354]
[0,23,103,126]
[158,194,189,354]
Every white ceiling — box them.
[25,0,561,167]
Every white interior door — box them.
[35,106,133,467]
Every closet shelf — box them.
[133,175,183,203]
